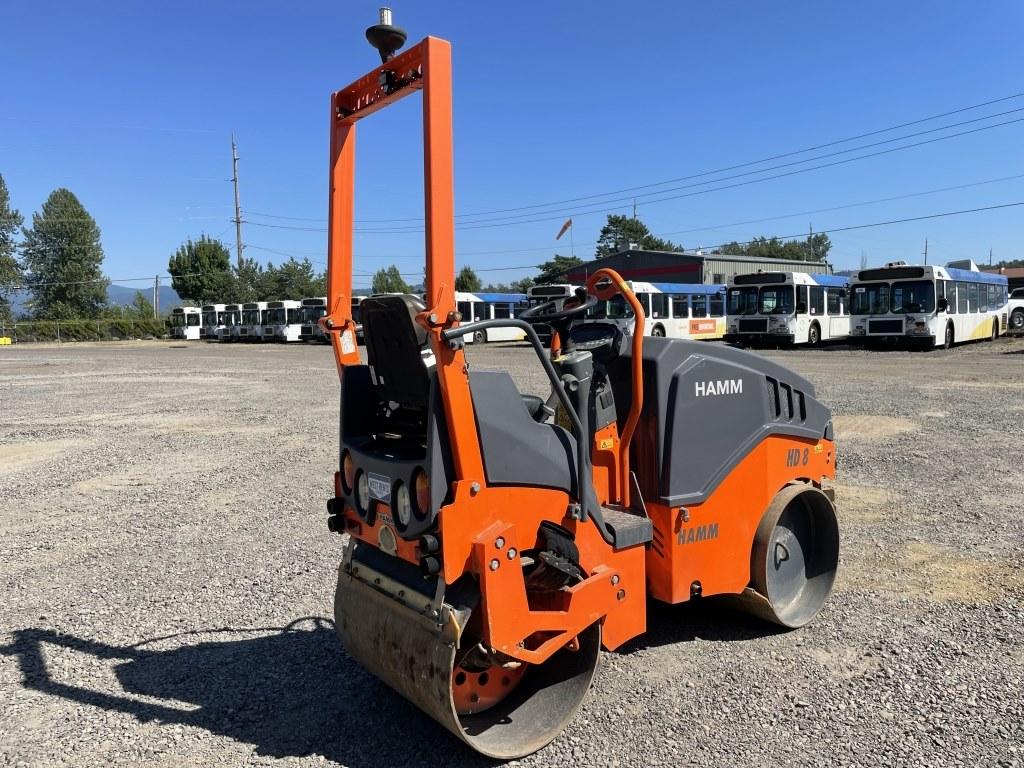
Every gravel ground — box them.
[1,337,1022,767]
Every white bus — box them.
[585,281,728,341]
[526,284,582,345]
[239,301,269,342]
[200,303,227,342]
[849,260,1009,349]
[299,296,330,343]
[170,307,201,340]
[263,300,303,342]
[456,292,528,343]
[219,304,243,342]
[725,272,850,347]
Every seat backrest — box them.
[361,294,431,409]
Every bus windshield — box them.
[267,308,286,324]
[728,287,759,315]
[759,286,794,315]
[242,310,261,324]
[304,305,327,324]
[202,311,218,326]
[890,280,934,314]
[171,314,186,327]
[851,283,889,315]
[588,295,634,320]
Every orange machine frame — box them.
[322,37,647,661]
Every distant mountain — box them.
[5,283,182,318]
[106,283,181,309]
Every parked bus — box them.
[263,299,303,342]
[170,307,201,340]
[299,296,330,343]
[239,301,269,342]
[219,304,243,342]
[724,272,849,347]
[585,281,728,340]
[526,284,582,345]
[849,260,1009,349]
[456,292,528,343]
[200,303,227,341]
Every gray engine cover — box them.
[616,338,832,506]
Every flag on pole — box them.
[555,217,573,240]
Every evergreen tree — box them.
[232,256,264,302]
[0,174,23,322]
[168,236,235,303]
[536,254,583,284]
[261,257,320,300]
[372,265,411,293]
[20,188,107,319]
[455,265,482,292]
[595,214,681,257]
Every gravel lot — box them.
[1,337,1023,767]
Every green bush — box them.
[3,319,168,343]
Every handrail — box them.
[585,269,644,508]
[443,318,614,544]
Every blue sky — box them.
[2,1,1022,291]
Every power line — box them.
[242,90,1024,226]
[241,115,1024,235]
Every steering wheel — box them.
[519,293,598,324]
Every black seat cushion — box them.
[361,294,430,409]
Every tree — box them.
[595,214,682,258]
[20,188,107,319]
[536,254,583,284]
[717,233,832,262]
[455,265,482,292]
[129,291,155,318]
[168,236,235,304]
[0,174,23,323]
[262,257,321,300]
[232,256,264,303]
[372,265,411,294]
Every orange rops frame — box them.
[321,37,486,485]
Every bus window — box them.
[638,293,651,317]
[491,303,508,319]
[968,284,979,313]
[891,281,934,314]
[956,282,968,314]
[691,295,707,318]
[979,285,989,312]
[729,287,758,315]
[809,286,825,316]
[796,285,808,315]
[650,293,669,319]
[761,285,795,315]
[709,293,724,317]
[943,281,956,314]
[672,294,689,318]
[826,289,841,315]
[457,301,471,320]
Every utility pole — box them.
[632,199,637,220]
[153,275,160,319]
[989,248,993,266]
[231,134,244,268]
[923,238,928,265]
[808,223,813,262]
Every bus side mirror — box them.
[937,297,949,312]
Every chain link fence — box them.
[0,319,168,344]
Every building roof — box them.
[983,267,1024,279]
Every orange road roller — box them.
[319,12,839,759]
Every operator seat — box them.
[360,294,431,410]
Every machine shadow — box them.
[617,596,787,654]
[0,617,493,768]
